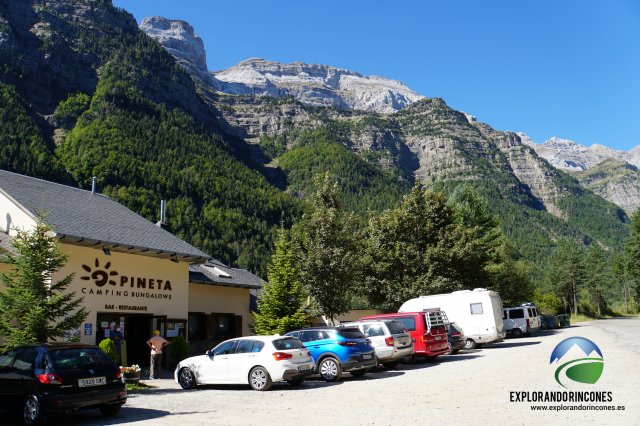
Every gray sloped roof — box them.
[0,170,209,262]
[189,259,265,289]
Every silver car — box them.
[341,320,413,368]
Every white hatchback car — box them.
[341,320,413,368]
[174,335,315,391]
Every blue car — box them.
[285,327,377,381]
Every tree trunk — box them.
[572,279,578,316]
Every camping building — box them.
[0,170,263,366]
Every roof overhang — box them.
[54,232,210,264]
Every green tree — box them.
[625,210,640,295]
[253,227,309,334]
[612,251,637,314]
[297,174,360,323]
[487,242,535,306]
[544,240,585,315]
[361,185,482,310]
[0,220,88,348]
[583,245,610,316]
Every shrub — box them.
[99,338,118,364]
[169,336,188,365]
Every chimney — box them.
[156,199,169,230]
[91,177,97,194]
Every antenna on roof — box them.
[91,176,97,194]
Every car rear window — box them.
[273,338,304,350]
[509,309,525,319]
[386,321,407,334]
[47,348,113,370]
[336,328,365,339]
[394,317,416,331]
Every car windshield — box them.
[386,321,407,334]
[273,338,304,350]
[47,348,113,370]
[336,328,365,339]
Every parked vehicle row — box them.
[341,319,413,368]
[398,288,506,349]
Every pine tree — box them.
[544,240,585,315]
[0,219,88,348]
[252,227,309,335]
[361,184,481,310]
[583,245,610,316]
[297,174,360,323]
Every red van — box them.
[360,310,449,360]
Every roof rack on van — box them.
[424,310,448,328]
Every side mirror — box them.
[205,350,214,358]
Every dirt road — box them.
[20,318,640,426]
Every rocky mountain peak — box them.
[211,57,425,113]
[140,16,211,83]
[139,17,423,114]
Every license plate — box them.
[298,364,311,371]
[362,354,372,360]
[78,377,106,387]
[435,336,442,341]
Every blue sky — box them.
[113,0,640,151]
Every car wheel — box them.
[249,366,272,391]
[446,342,454,355]
[319,357,342,382]
[464,338,476,350]
[382,360,399,369]
[99,404,121,417]
[286,377,305,386]
[350,368,367,378]
[178,367,197,390]
[22,395,46,426]
[512,328,523,338]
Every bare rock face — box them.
[523,134,640,171]
[211,58,424,113]
[138,19,424,114]
[523,134,640,213]
[572,159,640,214]
[140,16,213,85]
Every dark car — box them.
[0,343,126,425]
[285,327,377,381]
[540,314,560,330]
[446,322,465,355]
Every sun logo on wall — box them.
[81,258,119,287]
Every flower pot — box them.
[122,372,140,383]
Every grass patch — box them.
[570,314,595,323]
[125,382,156,393]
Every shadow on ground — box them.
[483,341,541,349]
[0,407,170,425]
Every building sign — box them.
[80,258,173,300]
[84,323,93,335]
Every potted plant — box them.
[121,364,141,383]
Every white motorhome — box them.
[399,288,505,349]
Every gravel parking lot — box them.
[3,318,638,426]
